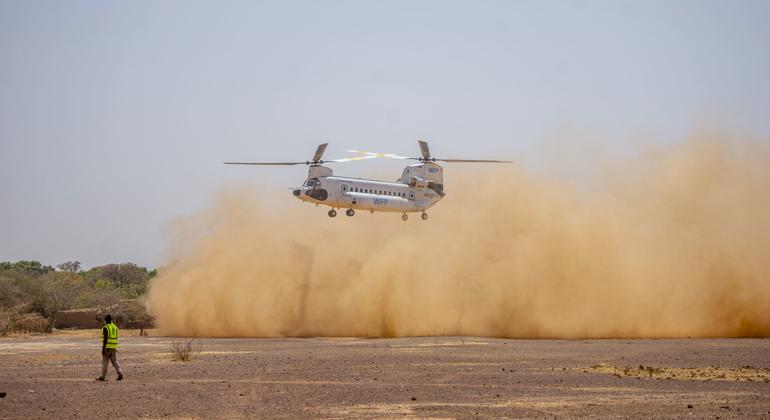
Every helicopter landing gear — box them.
[346,209,355,217]
[402,213,408,221]
[421,212,428,221]
[328,209,337,217]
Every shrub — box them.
[0,311,11,336]
[2,312,48,335]
[171,334,201,362]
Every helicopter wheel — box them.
[421,212,428,221]
[346,209,355,217]
[402,213,408,221]
[328,209,337,217]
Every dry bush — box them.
[171,334,201,361]
[5,313,48,334]
[0,312,11,336]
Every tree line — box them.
[0,260,156,334]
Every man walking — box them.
[96,314,123,381]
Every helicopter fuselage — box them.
[292,162,445,216]
[293,176,443,213]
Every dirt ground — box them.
[0,330,768,419]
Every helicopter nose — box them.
[292,189,301,197]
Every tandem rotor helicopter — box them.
[225,140,511,221]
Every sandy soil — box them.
[0,331,769,418]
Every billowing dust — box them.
[146,133,770,338]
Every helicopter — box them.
[225,140,511,221]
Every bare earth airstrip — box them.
[1,331,769,418]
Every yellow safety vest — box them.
[103,323,119,349]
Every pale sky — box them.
[1,1,769,268]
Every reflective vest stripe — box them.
[104,323,119,349]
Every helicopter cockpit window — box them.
[303,179,320,189]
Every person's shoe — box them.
[95,377,106,381]
[117,374,124,381]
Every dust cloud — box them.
[146,132,770,338]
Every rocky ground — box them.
[0,331,769,418]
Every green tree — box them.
[0,261,54,276]
[89,263,148,289]
[28,272,86,332]
[0,268,35,309]
[57,261,81,273]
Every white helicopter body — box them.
[226,141,508,221]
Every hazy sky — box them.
[1,1,769,268]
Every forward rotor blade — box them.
[346,150,415,160]
[418,140,431,160]
[326,155,379,163]
[435,158,513,163]
[312,143,328,162]
[224,161,307,165]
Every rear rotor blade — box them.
[418,140,431,160]
[436,158,512,163]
